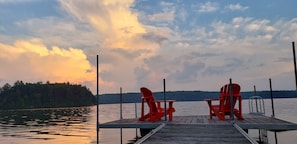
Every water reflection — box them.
[1,99,297,144]
[0,107,93,143]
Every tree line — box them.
[0,80,95,109]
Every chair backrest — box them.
[220,84,241,111]
[140,87,158,113]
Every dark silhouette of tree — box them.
[0,81,95,109]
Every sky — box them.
[0,0,297,94]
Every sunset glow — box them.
[0,0,297,93]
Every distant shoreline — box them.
[98,90,297,104]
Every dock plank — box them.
[169,114,297,131]
[98,118,162,129]
[237,114,297,131]
[142,124,251,144]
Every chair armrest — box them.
[156,100,176,110]
[205,98,219,107]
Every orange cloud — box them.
[0,39,114,93]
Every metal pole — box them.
[135,103,138,139]
[269,78,278,143]
[120,87,123,119]
[254,85,258,113]
[119,87,123,144]
[229,78,235,122]
[253,85,256,95]
[269,78,275,117]
[292,41,297,90]
[96,54,99,144]
[163,79,167,121]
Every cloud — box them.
[147,12,175,23]
[2,1,296,93]
[153,16,297,91]
[171,60,205,83]
[203,57,244,76]
[0,0,34,3]
[135,1,177,28]
[58,0,171,93]
[135,52,208,90]
[59,0,161,52]
[244,19,273,32]
[198,2,219,13]
[227,3,248,11]
[14,16,99,49]
[0,39,114,93]
[276,18,297,41]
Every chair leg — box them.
[168,108,175,121]
[209,110,213,120]
[234,109,244,120]
[168,112,173,121]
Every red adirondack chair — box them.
[138,87,175,122]
[205,83,244,120]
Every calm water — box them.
[0,98,297,144]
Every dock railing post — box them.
[163,79,167,121]
[254,85,259,113]
[229,78,235,123]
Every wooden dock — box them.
[138,124,253,144]
[98,114,297,143]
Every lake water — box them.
[0,98,297,144]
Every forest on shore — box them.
[0,81,95,109]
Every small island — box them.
[0,81,95,109]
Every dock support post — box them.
[120,128,123,144]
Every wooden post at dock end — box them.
[269,78,275,117]
[292,41,297,90]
